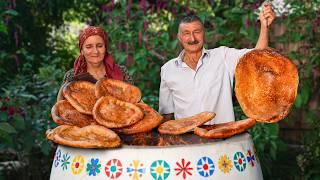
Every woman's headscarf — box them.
[73,26,124,81]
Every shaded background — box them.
[0,0,319,179]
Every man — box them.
[159,3,275,125]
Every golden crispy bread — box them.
[194,118,256,139]
[51,100,95,127]
[62,81,97,115]
[115,103,163,134]
[93,96,144,128]
[46,125,121,148]
[158,112,215,135]
[95,78,141,103]
[235,48,298,123]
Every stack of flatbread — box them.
[47,78,163,148]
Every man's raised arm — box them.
[255,3,276,49]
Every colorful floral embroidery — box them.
[60,153,71,171]
[234,152,246,172]
[197,156,215,177]
[86,158,101,176]
[127,160,146,180]
[71,155,85,175]
[218,154,232,173]
[53,149,61,168]
[174,158,193,179]
[150,160,170,180]
[105,159,123,179]
[247,150,255,167]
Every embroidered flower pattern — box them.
[105,159,123,179]
[247,149,255,167]
[174,158,193,179]
[150,160,170,180]
[197,156,215,177]
[60,153,70,171]
[54,147,259,177]
[234,152,246,172]
[218,154,233,173]
[127,160,145,179]
[86,158,101,176]
[71,155,85,175]
[53,149,61,167]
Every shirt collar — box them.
[175,48,210,67]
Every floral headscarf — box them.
[73,26,124,81]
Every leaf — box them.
[40,141,52,155]
[170,39,178,49]
[12,115,25,130]
[0,131,13,147]
[270,148,277,160]
[19,93,38,100]
[7,100,14,106]
[0,122,17,133]
[0,22,8,34]
[268,123,279,135]
[22,133,34,153]
[0,112,7,121]
[3,9,19,16]
[302,80,312,103]
[294,94,302,108]
[292,32,304,42]
[198,13,206,23]
[239,26,248,36]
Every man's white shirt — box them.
[159,46,252,125]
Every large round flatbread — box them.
[46,125,121,148]
[63,81,97,115]
[158,112,215,135]
[115,103,163,134]
[235,48,298,123]
[93,96,144,128]
[51,100,95,127]
[194,118,256,139]
[95,78,141,103]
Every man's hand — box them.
[255,2,276,49]
[259,2,276,28]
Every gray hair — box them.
[178,14,204,34]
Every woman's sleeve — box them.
[57,69,74,101]
[62,69,75,84]
[118,65,134,84]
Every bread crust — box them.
[158,112,215,135]
[115,103,163,134]
[194,118,256,139]
[93,96,144,128]
[51,100,95,127]
[235,48,298,123]
[46,125,121,148]
[63,81,97,115]
[95,78,141,103]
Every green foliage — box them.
[0,1,80,178]
[281,0,320,178]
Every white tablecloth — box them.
[50,133,263,180]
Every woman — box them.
[57,26,132,101]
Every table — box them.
[50,132,263,180]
